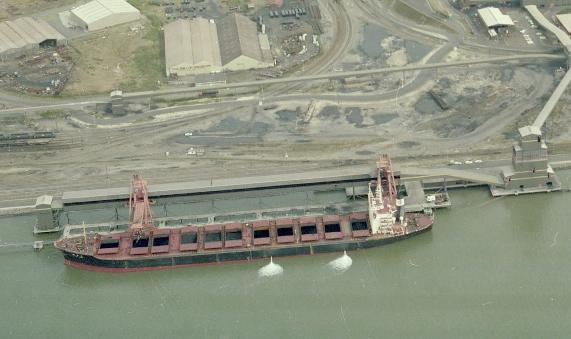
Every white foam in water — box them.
[328,251,353,272]
[258,257,284,277]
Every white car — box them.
[474,159,483,163]
[184,132,193,136]
[464,160,473,165]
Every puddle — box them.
[360,23,431,63]
[398,141,420,148]
[250,122,272,136]
[275,110,297,122]
[206,117,246,133]
[501,68,514,82]
[415,94,442,115]
[345,107,363,127]
[360,23,391,59]
[372,113,398,125]
[437,77,451,88]
[205,117,271,136]
[319,106,341,120]
[176,136,259,145]
[405,40,432,63]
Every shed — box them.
[163,14,272,77]
[556,13,571,35]
[0,17,65,56]
[70,0,141,31]
[164,18,222,76]
[35,195,54,209]
[477,7,514,30]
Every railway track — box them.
[262,0,354,97]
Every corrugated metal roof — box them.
[164,14,271,75]
[5,21,36,44]
[518,125,542,137]
[557,13,571,34]
[71,0,139,26]
[0,25,21,50]
[0,23,26,48]
[217,13,264,65]
[477,7,514,28]
[164,18,221,73]
[0,17,65,55]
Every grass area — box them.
[120,13,166,91]
[63,2,167,95]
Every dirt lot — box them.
[63,14,165,95]
[0,0,76,20]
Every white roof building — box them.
[556,13,571,35]
[0,17,66,56]
[518,125,542,138]
[70,0,140,32]
[477,7,514,29]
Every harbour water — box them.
[2,171,571,338]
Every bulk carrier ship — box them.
[54,155,434,272]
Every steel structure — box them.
[377,154,397,206]
[128,175,154,232]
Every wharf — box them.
[62,165,376,205]
[60,164,504,206]
[29,154,571,234]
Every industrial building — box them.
[0,17,66,57]
[70,0,141,32]
[521,0,571,5]
[463,0,517,5]
[556,13,571,35]
[217,13,273,72]
[477,7,514,35]
[164,18,222,76]
[164,13,273,77]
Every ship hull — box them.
[61,224,432,272]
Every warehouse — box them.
[164,18,222,76]
[477,7,514,35]
[217,13,273,72]
[0,17,66,57]
[556,13,571,35]
[70,0,141,32]
[164,13,273,77]
[521,0,571,5]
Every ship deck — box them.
[56,212,433,262]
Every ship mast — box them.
[377,154,397,207]
[128,174,154,234]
